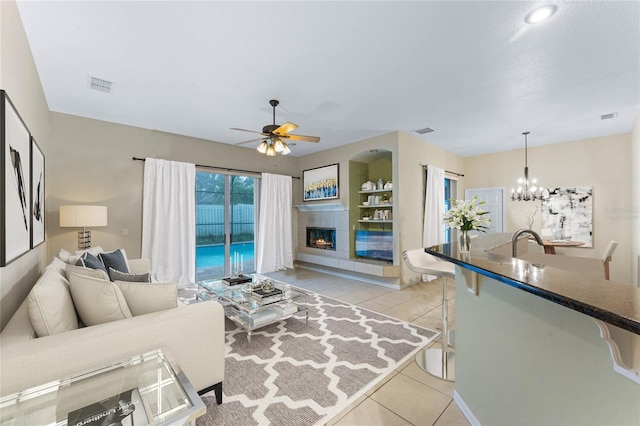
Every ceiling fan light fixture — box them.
[257,140,268,154]
[282,144,291,155]
[266,144,277,157]
[273,138,285,152]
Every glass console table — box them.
[197,275,309,343]
[0,349,205,426]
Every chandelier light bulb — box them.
[274,138,285,152]
[257,141,268,154]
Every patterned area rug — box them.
[189,289,437,426]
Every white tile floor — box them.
[263,267,469,426]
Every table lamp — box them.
[59,205,108,250]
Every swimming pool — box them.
[196,242,255,274]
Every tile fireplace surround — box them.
[295,206,400,283]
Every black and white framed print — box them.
[303,163,339,201]
[1,90,31,266]
[31,136,45,248]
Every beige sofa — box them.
[0,254,225,402]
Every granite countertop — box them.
[426,234,640,335]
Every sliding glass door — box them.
[195,171,256,281]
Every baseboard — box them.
[453,390,480,426]
[294,261,402,288]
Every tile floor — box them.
[263,267,469,426]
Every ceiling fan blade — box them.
[272,122,298,135]
[285,134,321,143]
[234,137,266,146]
[231,127,269,136]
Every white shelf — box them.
[359,204,392,208]
[359,189,392,194]
[358,220,393,223]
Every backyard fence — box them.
[196,204,254,240]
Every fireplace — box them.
[306,227,336,251]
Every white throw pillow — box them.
[27,269,78,337]
[113,281,178,316]
[57,248,72,263]
[68,273,132,326]
[47,256,68,276]
[66,246,104,265]
[66,263,110,281]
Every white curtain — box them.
[256,173,293,273]
[141,158,196,286]
[422,166,445,280]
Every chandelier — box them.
[511,132,549,201]
[256,136,291,157]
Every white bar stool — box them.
[403,248,456,381]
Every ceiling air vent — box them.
[88,76,113,94]
[414,127,435,135]
[600,112,618,120]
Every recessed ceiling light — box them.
[525,5,557,24]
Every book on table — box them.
[221,275,253,286]
[67,387,148,426]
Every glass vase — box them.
[459,230,471,253]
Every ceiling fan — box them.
[232,99,320,156]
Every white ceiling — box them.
[16,1,640,157]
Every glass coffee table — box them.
[0,348,205,425]
[197,275,309,343]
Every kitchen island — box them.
[426,234,639,425]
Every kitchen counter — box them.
[426,236,639,335]
[424,233,639,425]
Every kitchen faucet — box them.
[512,229,544,257]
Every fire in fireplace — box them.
[306,227,336,251]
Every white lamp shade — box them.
[59,205,108,227]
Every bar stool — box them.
[403,248,456,381]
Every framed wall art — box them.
[303,163,339,201]
[31,136,45,248]
[1,90,32,266]
[541,186,593,247]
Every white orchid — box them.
[443,196,491,231]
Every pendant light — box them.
[511,132,549,201]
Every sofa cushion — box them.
[109,267,150,283]
[66,263,110,281]
[99,249,130,276]
[47,256,68,276]
[68,273,132,326]
[27,269,79,337]
[114,281,178,316]
[75,252,109,277]
[61,246,104,265]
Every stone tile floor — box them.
[261,267,468,426]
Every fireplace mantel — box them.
[294,203,345,212]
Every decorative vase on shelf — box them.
[459,230,471,253]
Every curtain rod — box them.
[421,164,464,177]
[132,157,300,179]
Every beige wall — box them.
[47,112,299,261]
[632,115,640,286]
[397,132,465,283]
[464,134,633,284]
[0,0,51,330]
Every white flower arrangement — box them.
[442,196,492,232]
